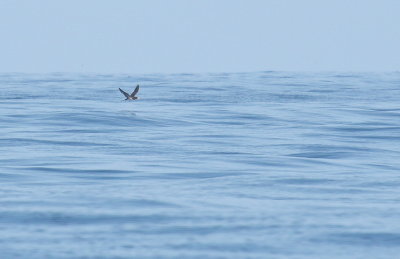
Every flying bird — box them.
[119,85,140,100]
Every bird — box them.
[119,85,140,100]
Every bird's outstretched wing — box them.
[119,88,130,99]
[131,85,139,97]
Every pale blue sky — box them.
[0,0,399,73]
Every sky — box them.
[0,0,399,73]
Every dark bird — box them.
[119,85,140,100]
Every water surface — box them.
[1,72,400,258]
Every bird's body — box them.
[119,85,140,100]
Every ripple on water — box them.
[1,72,400,258]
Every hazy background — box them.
[0,0,399,73]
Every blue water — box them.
[1,72,400,258]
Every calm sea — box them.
[1,72,400,258]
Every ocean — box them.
[1,72,400,258]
